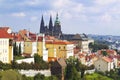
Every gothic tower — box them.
[40,15,45,33]
[53,13,62,38]
[49,15,53,36]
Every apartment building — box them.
[0,27,13,63]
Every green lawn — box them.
[84,73,113,80]
[0,70,22,80]
[14,56,25,60]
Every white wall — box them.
[66,44,74,58]
[81,41,89,53]
[0,38,10,63]
[31,42,37,56]
[16,58,34,64]
[94,59,108,72]
[16,41,24,54]
[19,69,51,77]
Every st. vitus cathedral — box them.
[40,14,62,39]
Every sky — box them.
[0,0,120,35]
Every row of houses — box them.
[75,49,119,72]
[0,27,76,63]
[1,26,120,74]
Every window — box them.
[37,49,39,52]
[64,46,65,49]
[27,44,29,47]
[59,46,61,49]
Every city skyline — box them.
[0,0,120,35]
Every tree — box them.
[34,54,49,70]
[34,73,45,80]
[18,43,21,56]
[80,64,87,78]
[48,75,58,80]
[13,42,19,56]
[89,42,109,52]
[34,54,43,64]
[102,51,107,56]
[65,64,80,80]
[65,57,81,80]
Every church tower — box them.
[49,15,53,36]
[53,13,62,38]
[40,15,45,33]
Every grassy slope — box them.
[84,73,113,80]
[0,70,22,80]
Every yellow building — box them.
[23,34,48,61]
[24,38,43,57]
[46,40,74,60]
[24,41,33,55]
[0,27,13,63]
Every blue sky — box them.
[0,0,120,35]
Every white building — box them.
[0,27,13,63]
[66,44,74,58]
[94,57,114,72]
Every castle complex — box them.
[40,14,62,39]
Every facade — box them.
[62,33,94,53]
[46,40,74,60]
[97,49,118,68]
[94,57,114,72]
[0,27,13,63]
[23,34,48,61]
[40,14,62,39]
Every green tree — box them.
[102,51,108,56]
[11,60,20,69]
[89,42,109,52]
[34,54,49,70]
[34,73,45,80]
[13,42,19,56]
[65,57,81,80]
[34,54,43,64]
[48,75,58,80]
[22,74,33,80]
[65,64,80,80]
[18,43,21,56]
[80,64,87,78]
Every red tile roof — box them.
[0,29,12,38]
[0,27,10,31]
[98,49,117,56]
[102,57,112,62]
[46,40,73,45]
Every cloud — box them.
[100,13,112,22]
[51,0,85,20]
[11,12,26,17]
[1,0,120,35]
[94,0,117,5]
[24,0,43,6]
[30,16,38,21]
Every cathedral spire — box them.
[49,15,53,31]
[55,13,60,25]
[40,15,45,33]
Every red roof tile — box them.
[0,29,12,38]
[46,40,73,45]
[102,57,112,62]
